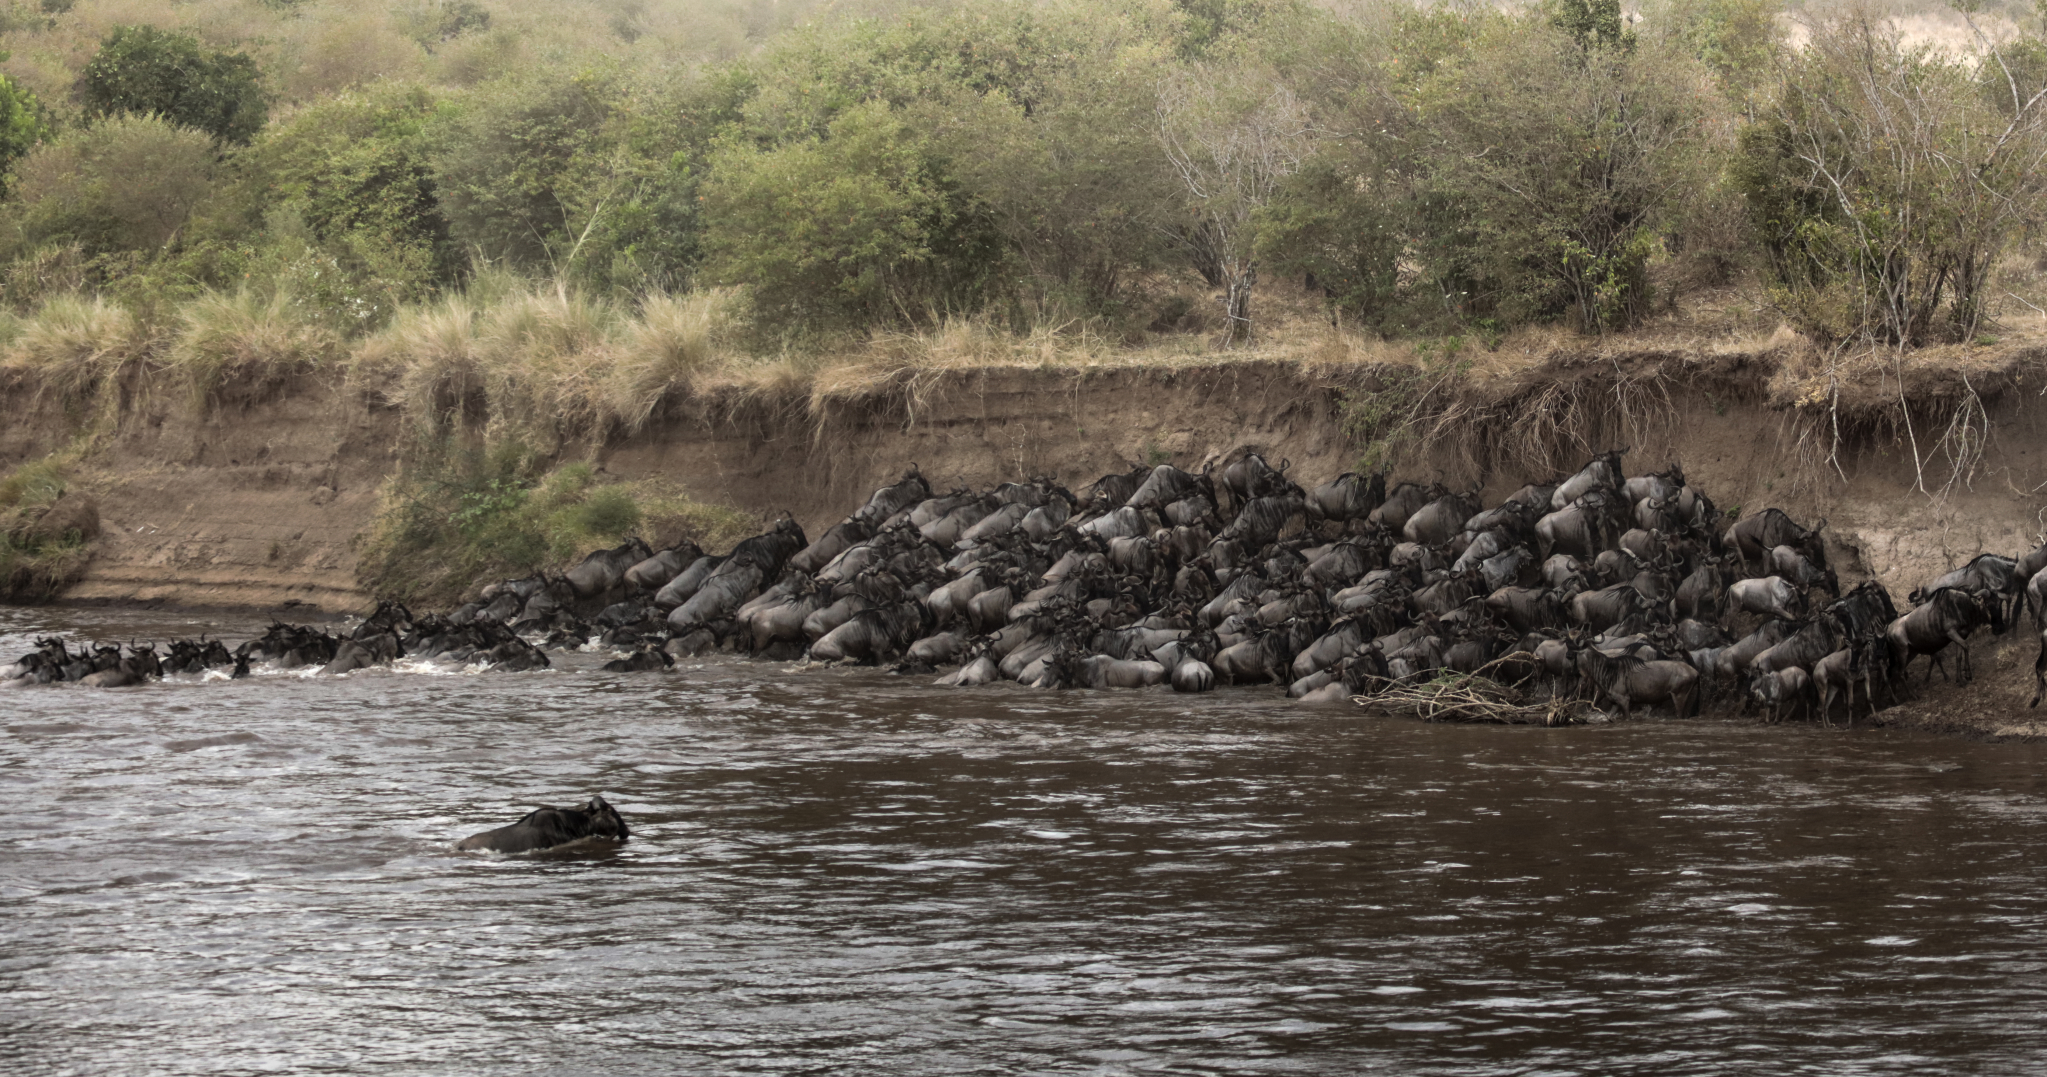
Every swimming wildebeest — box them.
[455,796,629,853]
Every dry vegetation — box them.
[2,0,2046,603]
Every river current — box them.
[3,605,2047,1075]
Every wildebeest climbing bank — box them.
[10,446,2040,733]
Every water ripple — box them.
[5,607,2047,1075]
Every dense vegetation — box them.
[0,0,2036,360]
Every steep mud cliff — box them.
[9,341,2047,613]
[8,339,2047,737]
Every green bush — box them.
[0,455,88,603]
[83,25,269,145]
[6,114,217,259]
[1394,17,1717,330]
[1733,14,2047,344]
[428,69,616,271]
[355,447,708,605]
[701,100,1001,333]
[0,73,50,194]
[225,84,459,317]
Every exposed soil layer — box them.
[6,340,2047,736]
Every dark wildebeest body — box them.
[319,632,404,675]
[1125,464,1209,511]
[1464,501,1535,543]
[624,540,706,593]
[1536,491,1622,560]
[1751,618,1842,676]
[1729,576,1804,621]
[1674,560,1726,620]
[1220,451,1298,509]
[602,644,673,672]
[77,645,162,688]
[1085,466,1152,511]
[1813,647,1858,726]
[566,538,655,600]
[1307,472,1385,526]
[456,796,628,853]
[1368,482,1439,534]
[1487,586,1564,634]
[671,559,765,630]
[789,518,874,575]
[1767,545,1838,597]
[1730,508,1825,575]
[1403,493,1477,547]
[1304,542,1377,591]
[1571,583,1646,633]
[1888,587,1998,686]
[1622,466,1685,507]
[1577,649,1699,719]
[1551,450,1626,511]
[1916,554,2021,632]
[810,603,933,664]
[1749,666,1813,724]
[1224,494,1305,550]
[653,554,727,610]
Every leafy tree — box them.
[1734,12,2047,344]
[1546,0,1632,52]
[7,113,216,257]
[1643,0,1781,86]
[0,73,51,193]
[227,83,459,314]
[1396,18,1713,331]
[700,100,1001,332]
[1255,150,1401,325]
[721,1,1179,326]
[1155,66,1313,341]
[429,69,616,273]
[82,26,269,145]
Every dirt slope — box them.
[5,343,2046,632]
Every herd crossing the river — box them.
[8,449,2047,728]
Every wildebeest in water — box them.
[456,796,629,853]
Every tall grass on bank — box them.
[352,285,736,449]
[167,289,341,408]
[354,447,758,606]
[1,294,147,406]
[0,454,91,603]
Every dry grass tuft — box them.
[353,293,483,431]
[604,289,737,432]
[470,288,623,447]
[167,290,339,406]
[1,294,150,406]
[1354,667,1596,725]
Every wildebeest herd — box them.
[7,449,2047,727]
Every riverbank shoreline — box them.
[9,331,2047,741]
[7,332,2047,611]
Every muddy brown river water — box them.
[4,605,2047,1075]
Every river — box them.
[3,605,2046,1075]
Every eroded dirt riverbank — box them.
[7,339,2047,737]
